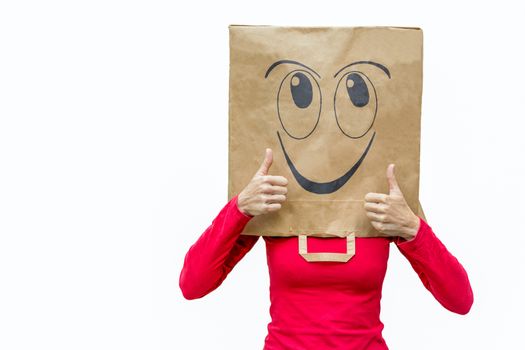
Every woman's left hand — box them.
[363,164,420,241]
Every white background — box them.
[1,1,524,349]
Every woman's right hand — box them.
[237,148,288,217]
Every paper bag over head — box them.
[228,26,423,239]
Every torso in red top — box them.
[179,195,473,350]
[264,235,391,349]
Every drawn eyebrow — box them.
[264,60,321,79]
[333,61,391,79]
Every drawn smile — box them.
[276,131,376,194]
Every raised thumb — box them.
[386,163,400,193]
[256,148,273,176]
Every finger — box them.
[266,202,282,212]
[255,148,273,176]
[263,185,287,195]
[265,194,286,204]
[364,202,387,213]
[365,211,388,222]
[382,223,398,235]
[370,220,385,232]
[264,175,288,186]
[372,221,397,235]
[386,163,400,193]
[364,192,388,203]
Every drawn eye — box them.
[290,72,313,108]
[346,73,369,107]
[334,71,377,139]
[277,70,321,140]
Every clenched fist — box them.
[363,164,420,241]
[237,148,288,217]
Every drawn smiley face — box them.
[265,60,391,195]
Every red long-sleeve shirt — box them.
[179,194,473,349]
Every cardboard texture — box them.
[228,26,423,241]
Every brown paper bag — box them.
[228,26,423,260]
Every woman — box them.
[179,148,474,349]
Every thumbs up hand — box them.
[237,148,288,217]
[363,164,420,240]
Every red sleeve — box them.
[393,217,474,315]
[179,194,260,300]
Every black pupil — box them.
[346,73,369,107]
[290,72,313,109]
